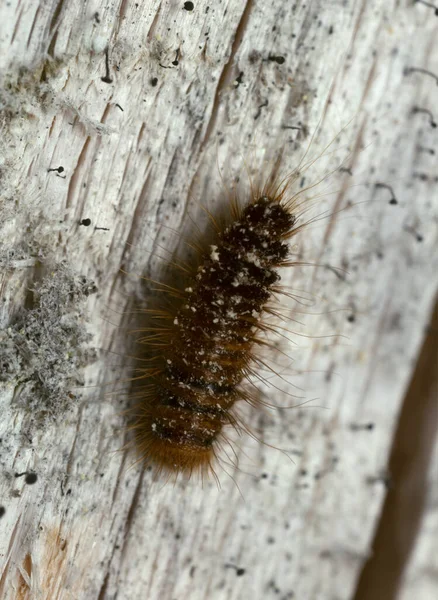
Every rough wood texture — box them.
[0,1,437,599]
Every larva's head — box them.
[248,195,297,237]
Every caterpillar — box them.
[123,156,324,481]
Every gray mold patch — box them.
[0,58,63,123]
[0,261,97,425]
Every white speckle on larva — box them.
[210,245,220,261]
[185,287,193,292]
[151,423,157,431]
[174,317,179,325]
[213,318,219,323]
[167,359,172,364]
[245,252,262,267]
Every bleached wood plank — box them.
[0,1,437,599]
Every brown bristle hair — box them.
[126,169,309,480]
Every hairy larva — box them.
[124,152,333,481]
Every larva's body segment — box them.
[132,194,297,476]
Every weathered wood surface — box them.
[355,298,438,599]
[0,1,437,599]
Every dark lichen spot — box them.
[268,55,286,65]
[101,48,113,84]
[235,71,244,87]
[25,472,38,484]
[48,165,64,174]
[350,422,375,431]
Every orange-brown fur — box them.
[127,173,304,479]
